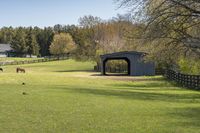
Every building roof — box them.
[0,44,12,52]
[100,51,146,58]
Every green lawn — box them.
[0,57,42,62]
[0,59,199,133]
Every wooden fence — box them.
[94,65,128,73]
[164,69,200,90]
[0,56,69,66]
[155,68,165,75]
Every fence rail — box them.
[94,65,128,73]
[155,68,165,75]
[165,69,200,90]
[0,56,69,66]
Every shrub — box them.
[178,57,200,75]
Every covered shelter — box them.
[100,51,155,76]
[0,44,14,57]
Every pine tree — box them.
[28,35,40,57]
[26,29,40,57]
[11,28,28,56]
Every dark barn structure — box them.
[100,51,155,76]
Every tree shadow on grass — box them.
[54,85,200,130]
[168,107,200,128]
[108,80,188,92]
[58,86,200,104]
[109,79,199,92]
[111,82,171,88]
[108,87,184,92]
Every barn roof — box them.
[100,51,146,58]
[0,44,12,52]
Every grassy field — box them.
[0,59,199,133]
[0,57,42,62]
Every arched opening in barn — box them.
[103,57,131,76]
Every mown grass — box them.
[0,59,199,133]
[0,57,42,62]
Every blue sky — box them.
[0,0,127,28]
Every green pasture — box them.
[0,59,199,133]
[0,57,42,62]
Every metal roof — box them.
[100,51,146,58]
[0,44,12,52]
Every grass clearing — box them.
[0,57,42,63]
[0,59,199,133]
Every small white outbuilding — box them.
[0,44,13,57]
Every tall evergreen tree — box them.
[0,27,15,44]
[11,28,28,56]
[37,27,54,56]
[26,29,40,57]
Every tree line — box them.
[0,10,199,74]
[0,14,136,60]
[0,26,53,57]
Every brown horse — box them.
[16,68,26,73]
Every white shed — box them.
[0,44,13,57]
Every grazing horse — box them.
[16,68,26,73]
[0,68,3,72]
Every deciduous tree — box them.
[49,33,76,56]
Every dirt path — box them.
[73,72,163,82]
